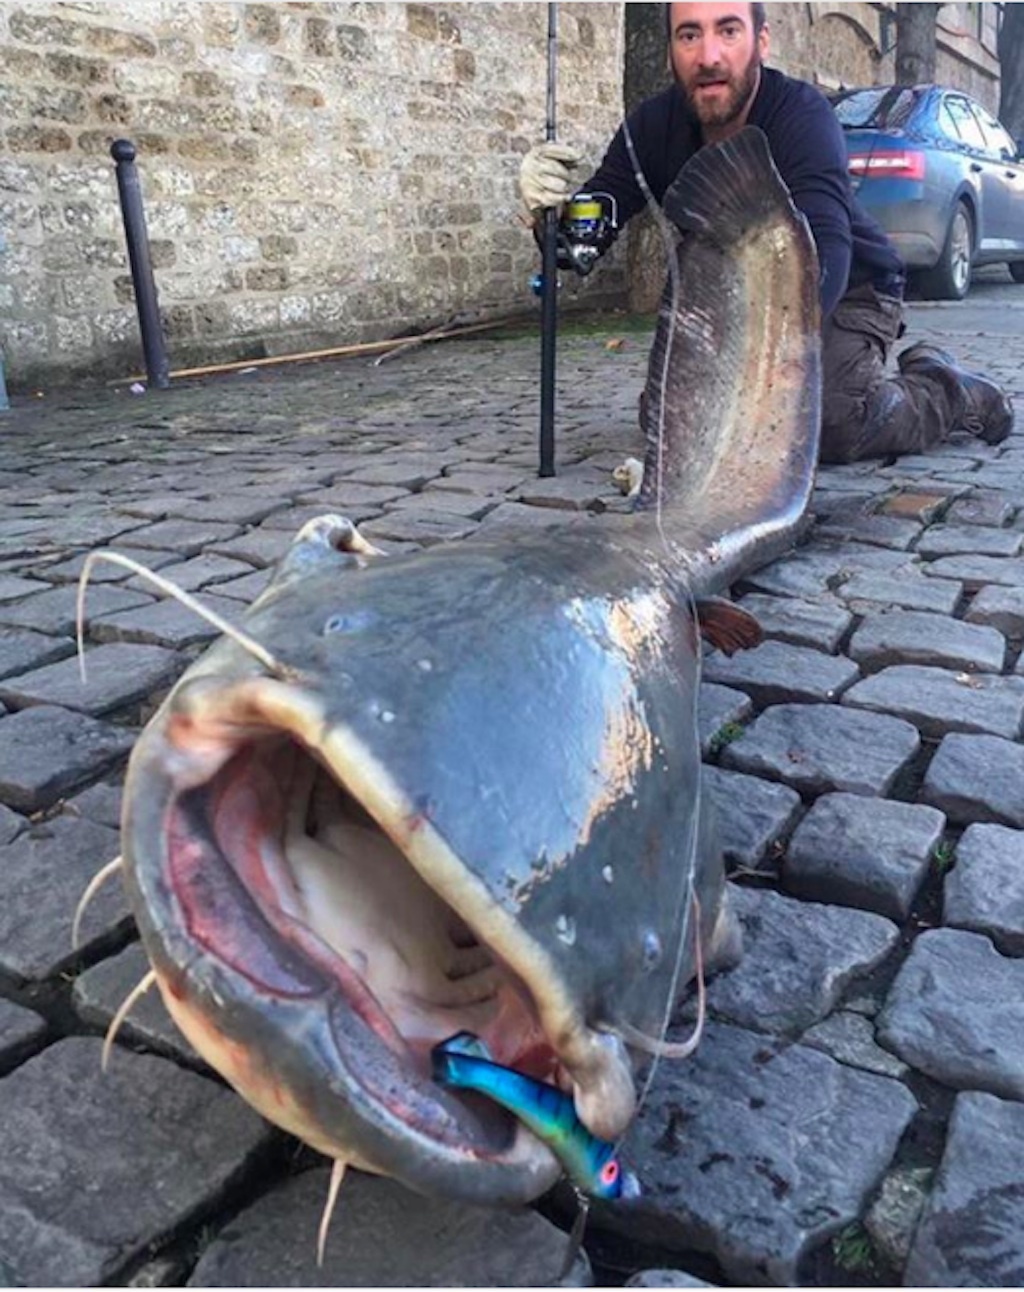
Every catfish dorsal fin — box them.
[697,598,762,656]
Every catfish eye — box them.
[323,610,373,636]
[600,1159,619,1186]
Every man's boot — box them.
[898,343,1014,445]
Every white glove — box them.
[519,142,584,214]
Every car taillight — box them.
[847,150,927,180]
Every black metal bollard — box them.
[110,138,170,390]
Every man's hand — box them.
[519,142,584,215]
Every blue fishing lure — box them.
[432,1031,640,1201]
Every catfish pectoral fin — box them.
[696,598,763,656]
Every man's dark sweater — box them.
[582,66,904,318]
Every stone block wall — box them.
[0,2,626,388]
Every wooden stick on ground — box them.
[110,316,517,386]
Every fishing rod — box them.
[538,1,558,478]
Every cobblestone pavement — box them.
[1,272,1023,1288]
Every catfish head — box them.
[120,515,749,1204]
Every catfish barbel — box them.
[92,128,821,1208]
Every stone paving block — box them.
[882,451,982,474]
[923,553,1024,589]
[946,490,1015,527]
[863,1163,932,1274]
[72,941,202,1067]
[699,885,899,1036]
[783,792,944,921]
[697,682,752,756]
[800,1010,908,1080]
[904,1091,1024,1287]
[829,543,924,572]
[90,592,243,649]
[63,780,123,830]
[112,495,186,521]
[40,547,183,584]
[189,1165,591,1288]
[921,732,1024,826]
[877,485,966,523]
[430,466,529,495]
[207,528,292,568]
[736,593,852,653]
[165,495,286,526]
[471,500,574,535]
[0,802,24,845]
[0,642,184,716]
[206,568,273,604]
[703,765,803,872]
[0,583,155,636]
[386,490,498,520]
[877,927,1024,1099]
[513,475,611,511]
[915,524,1023,558]
[0,814,129,982]
[703,640,860,707]
[294,482,410,510]
[814,514,921,550]
[720,703,920,797]
[739,549,909,600]
[605,1020,916,1286]
[0,626,76,680]
[0,705,134,811]
[0,573,50,602]
[0,998,47,1073]
[846,608,1005,673]
[114,517,243,556]
[127,552,254,595]
[838,571,963,614]
[842,663,1024,739]
[259,501,384,532]
[966,582,1024,636]
[943,823,1024,955]
[359,510,480,546]
[0,1038,272,1288]
[346,461,444,489]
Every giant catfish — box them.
[104,127,821,1207]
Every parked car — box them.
[829,84,1024,300]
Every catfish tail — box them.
[637,126,821,596]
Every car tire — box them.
[1010,261,1024,284]
[916,200,973,301]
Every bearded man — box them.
[519,2,1014,462]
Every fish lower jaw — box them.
[152,965,562,1198]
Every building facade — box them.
[0,2,1006,388]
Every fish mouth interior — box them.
[158,695,569,1164]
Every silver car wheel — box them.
[949,207,972,296]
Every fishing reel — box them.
[557,192,618,276]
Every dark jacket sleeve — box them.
[763,86,854,317]
[579,105,660,228]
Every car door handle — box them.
[1006,170,1018,180]
[970,162,983,172]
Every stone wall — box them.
[0,2,625,388]
[0,1,1005,390]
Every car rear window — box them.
[831,87,922,129]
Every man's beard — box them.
[677,50,760,128]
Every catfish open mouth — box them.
[126,672,634,1195]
